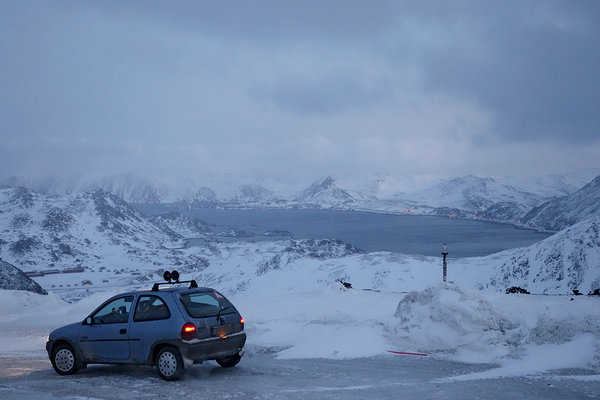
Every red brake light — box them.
[181,322,197,340]
[240,318,244,324]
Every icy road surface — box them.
[1,352,598,400]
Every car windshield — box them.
[180,291,234,318]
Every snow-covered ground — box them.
[1,280,599,381]
[3,223,600,376]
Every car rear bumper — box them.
[179,331,247,363]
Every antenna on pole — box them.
[442,244,449,282]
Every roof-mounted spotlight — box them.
[153,270,197,291]
[163,270,180,283]
[171,270,180,282]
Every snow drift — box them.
[390,284,600,374]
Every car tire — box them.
[156,346,184,381]
[216,354,241,368]
[51,344,80,375]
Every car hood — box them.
[49,321,82,340]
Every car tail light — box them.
[240,318,244,330]
[181,322,197,340]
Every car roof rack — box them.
[152,270,198,292]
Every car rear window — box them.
[180,291,234,318]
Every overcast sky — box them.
[1,0,599,182]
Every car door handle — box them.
[120,329,127,335]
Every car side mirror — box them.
[84,317,93,325]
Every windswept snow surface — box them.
[1,282,599,381]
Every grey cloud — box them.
[77,0,399,44]
[250,70,395,116]
[0,0,599,180]
[397,1,600,143]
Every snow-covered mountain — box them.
[3,170,599,228]
[294,176,359,207]
[463,214,600,294]
[0,186,191,278]
[148,212,214,238]
[0,259,47,294]
[233,184,284,206]
[520,175,600,231]
[505,172,591,198]
[0,174,170,203]
[352,173,593,223]
[4,171,594,211]
[0,186,376,300]
[2,185,599,297]
[91,174,169,204]
[408,175,542,210]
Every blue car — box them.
[46,271,246,380]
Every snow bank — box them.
[235,283,400,359]
[391,284,600,373]
[0,289,123,356]
[392,284,516,362]
[0,289,123,326]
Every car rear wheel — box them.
[156,346,184,381]
[216,354,241,368]
[51,344,80,375]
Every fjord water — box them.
[135,206,552,258]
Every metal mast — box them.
[442,244,448,282]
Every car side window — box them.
[134,295,171,322]
[92,296,133,324]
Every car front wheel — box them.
[51,344,80,375]
[216,354,241,368]
[156,346,184,381]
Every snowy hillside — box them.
[500,172,594,198]
[233,184,284,206]
[91,174,169,203]
[293,176,361,207]
[179,219,600,296]
[460,214,600,294]
[0,187,196,285]
[148,212,214,238]
[521,175,600,231]
[407,175,542,210]
[2,184,599,297]
[0,259,47,294]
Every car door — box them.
[78,296,133,362]
[129,294,174,363]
